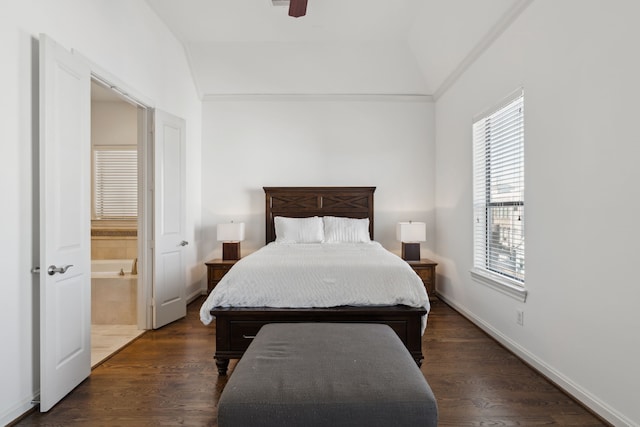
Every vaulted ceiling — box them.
[146,0,528,98]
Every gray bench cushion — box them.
[218,323,437,427]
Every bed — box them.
[202,186,429,375]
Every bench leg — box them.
[215,357,229,375]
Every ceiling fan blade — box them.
[288,0,308,17]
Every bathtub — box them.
[91,259,136,275]
[91,259,137,325]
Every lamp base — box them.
[222,242,241,261]
[401,242,420,261]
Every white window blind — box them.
[94,147,138,219]
[473,91,525,284]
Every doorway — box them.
[38,35,188,410]
[89,80,144,366]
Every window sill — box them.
[470,268,528,302]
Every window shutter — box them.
[473,91,525,283]
[94,148,138,219]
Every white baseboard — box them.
[436,293,634,427]
[186,286,205,304]
[1,396,38,426]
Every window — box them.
[472,90,525,299]
[93,147,138,219]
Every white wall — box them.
[201,96,435,260]
[0,1,201,423]
[434,1,640,425]
[91,100,138,147]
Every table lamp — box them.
[217,222,245,261]
[396,221,426,261]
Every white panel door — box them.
[39,34,91,412]
[153,110,187,328]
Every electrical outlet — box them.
[516,310,524,326]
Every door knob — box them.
[179,240,189,247]
[47,264,73,276]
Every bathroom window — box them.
[93,146,138,219]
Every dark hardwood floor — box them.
[423,301,607,426]
[16,297,607,426]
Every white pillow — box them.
[323,216,371,243]
[274,216,324,243]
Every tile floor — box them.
[91,324,145,367]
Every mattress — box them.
[199,242,429,328]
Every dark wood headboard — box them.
[264,187,376,244]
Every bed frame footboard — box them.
[211,306,426,375]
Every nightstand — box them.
[406,259,438,301]
[205,259,237,292]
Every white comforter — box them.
[199,242,430,330]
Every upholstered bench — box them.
[218,323,438,427]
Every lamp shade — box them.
[396,222,426,243]
[217,222,245,242]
